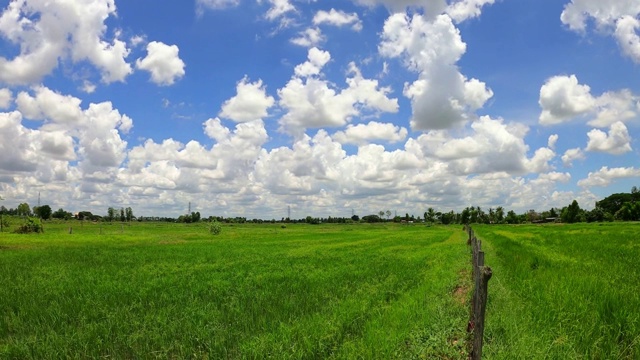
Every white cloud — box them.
[332,121,408,145]
[16,86,84,125]
[561,0,640,63]
[539,75,639,127]
[219,77,275,123]
[539,75,595,125]
[313,9,363,31]
[278,55,398,134]
[585,121,632,155]
[578,166,640,188]
[590,89,639,127]
[80,81,97,94]
[0,88,12,109]
[265,0,296,21]
[0,0,132,84]
[446,0,495,23]
[196,0,239,13]
[294,47,331,77]
[0,111,40,172]
[290,27,325,47]
[413,116,553,175]
[561,148,585,167]
[380,13,492,130]
[353,0,448,18]
[548,134,559,149]
[136,41,186,86]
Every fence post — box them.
[472,265,492,360]
[466,226,493,360]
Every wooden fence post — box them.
[472,265,492,360]
[466,226,493,360]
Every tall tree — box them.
[495,206,505,223]
[34,205,52,220]
[120,208,125,222]
[17,203,31,217]
[385,210,392,220]
[107,207,116,222]
[561,200,581,223]
[125,207,133,222]
[379,210,385,221]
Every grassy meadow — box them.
[475,223,640,359]
[0,222,470,359]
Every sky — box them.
[0,0,639,219]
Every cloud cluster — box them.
[561,0,640,63]
[278,49,398,135]
[0,0,185,87]
[380,13,493,130]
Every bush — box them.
[210,221,222,235]
[14,217,43,234]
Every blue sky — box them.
[0,0,639,218]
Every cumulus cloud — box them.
[0,0,132,84]
[290,28,325,47]
[578,166,640,188]
[548,134,559,149]
[539,75,640,127]
[219,77,275,123]
[539,75,595,125]
[136,41,186,86]
[561,148,585,167]
[16,86,84,125]
[265,0,296,21]
[278,51,398,134]
[380,13,492,130]
[561,0,640,62]
[332,121,408,145]
[294,47,331,77]
[446,0,495,23]
[412,116,553,175]
[0,88,12,109]
[313,9,362,31]
[585,121,632,155]
[560,0,640,63]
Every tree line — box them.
[1,186,638,227]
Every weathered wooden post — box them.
[472,263,492,360]
[69,227,72,234]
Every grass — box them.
[474,223,640,359]
[0,222,470,359]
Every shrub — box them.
[210,221,222,235]
[14,217,43,234]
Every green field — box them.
[475,223,640,359]
[0,222,470,359]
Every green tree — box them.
[495,206,505,223]
[561,200,581,223]
[505,210,519,224]
[107,207,115,222]
[120,208,125,222]
[425,207,436,224]
[34,205,52,220]
[52,208,72,220]
[379,210,385,221]
[17,203,31,217]
[385,210,392,220]
[125,207,134,222]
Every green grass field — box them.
[0,222,470,359]
[475,223,640,359]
